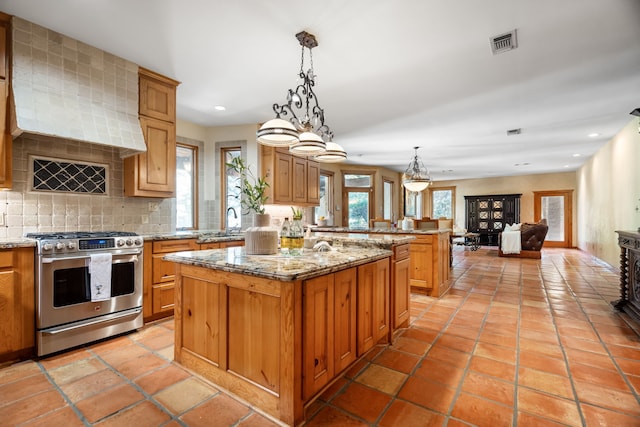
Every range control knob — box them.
[67,242,76,250]
[126,239,133,246]
[55,242,65,250]
[116,239,125,247]
[133,238,142,246]
[42,243,53,251]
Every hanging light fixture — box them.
[402,147,431,192]
[631,108,640,134]
[313,141,347,163]
[257,31,345,161]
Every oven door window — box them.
[111,262,135,296]
[53,267,90,307]
[53,261,137,307]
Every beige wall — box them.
[177,119,207,142]
[576,118,640,267]
[428,172,578,243]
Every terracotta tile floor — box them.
[1,247,640,426]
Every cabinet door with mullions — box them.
[464,194,521,245]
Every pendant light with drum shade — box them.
[402,147,431,192]
[256,31,347,162]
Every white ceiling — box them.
[1,0,639,181]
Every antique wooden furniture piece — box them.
[613,230,640,324]
[464,194,521,246]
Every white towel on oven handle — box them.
[89,253,112,302]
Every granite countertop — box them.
[0,238,38,249]
[311,232,414,249]
[165,246,392,281]
[311,226,450,235]
[142,230,245,243]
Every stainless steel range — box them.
[27,231,144,356]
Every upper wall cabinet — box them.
[260,146,320,206]
[124,68,179,198]
[0,13,11,189]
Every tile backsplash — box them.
[0,133,175,238]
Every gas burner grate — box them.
[26,231,138,240]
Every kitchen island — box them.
[165,240,408,426]
[311,227,451,297]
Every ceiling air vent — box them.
[490,30,518,55]
[506,128,522,136]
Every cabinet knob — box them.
[314,358,319,367]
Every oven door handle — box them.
[41,307,143,335]
[41,254,140,264]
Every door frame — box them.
[533,190,573,248]
[342,171,375,227]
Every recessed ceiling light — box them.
[573,153,581,157]
[588,133,600,138]
[564,165,570,168]
[213,105,226,111]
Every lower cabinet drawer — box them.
[152,282,175,313]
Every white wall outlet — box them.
[141,215,149,224]
[148,202,159,212]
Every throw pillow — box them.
[521,223,534,233]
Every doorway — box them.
[342,172,374,229]
[533,190,573,248]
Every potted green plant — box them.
[226,156,269,215]
[226,156,278,254]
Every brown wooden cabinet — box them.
[0,247,35,362]
[174,256,389,425]
[0,13,11,189]
[303,273,334,399]
[260,146,320,206]
[199,240,244,250]
[409,235,433,290]
[333,268,357,373]
[357,258,390,355]
[124,68,179,198]
[407,233,450,297]
[392,243,411,331]
[302,267,357,399]
[307,160,320,205]
[143,238,199,321]
[181,272,224,365]
[139,71,176,122]
[292,156,307,204]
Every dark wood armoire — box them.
[464,194,522,246]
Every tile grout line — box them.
[33,360,92,427]
[534,253,587,426]
[336,251,483,426]
[552,252,640,414]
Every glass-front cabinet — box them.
[464,194,521,246]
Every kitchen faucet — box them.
[226,207,239,233]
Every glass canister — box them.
[289,218,304,255]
